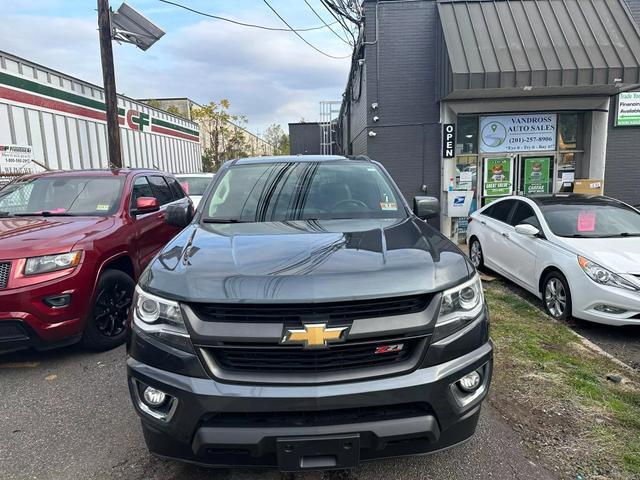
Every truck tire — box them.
[81,269,135,351]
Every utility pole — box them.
[97,0,122,168]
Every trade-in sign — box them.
[483,157,513,197]
[615,91,640,127]
[523,156,552,195]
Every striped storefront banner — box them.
[0,71,199,142]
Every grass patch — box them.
[486,281,640,480]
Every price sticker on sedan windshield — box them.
[577,211,596,232]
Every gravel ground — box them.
[0,345,555,480]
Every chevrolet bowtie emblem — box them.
[281,323,349,349]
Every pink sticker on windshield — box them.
[577,211,596,232]
[180,181,189,194]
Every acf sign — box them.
[126,110,150,131]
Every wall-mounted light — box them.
[358,58,365,66]
[373,116,380,122]
[523,86,533,91]
[371,103,379,110]
[368,131,377,137]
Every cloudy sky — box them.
[0,0,354,135]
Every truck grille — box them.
[189,294,432,324]
[0,262,10,289]
[204,337,423,374]
[200,402,431,428]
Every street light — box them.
[97,1,165,168]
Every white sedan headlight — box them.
[24,251,82,276]
[133,286,192,351]
[434,274,485,342]
[578,256,639,292]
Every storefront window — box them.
[558,113,583,150]
[456,116,478,154]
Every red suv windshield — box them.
[0,176,124,217]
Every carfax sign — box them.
[523,156,551,195]
[480,114,557,153]
[483,157,513,197]
[615,91,640,127]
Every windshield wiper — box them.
[16,211,75,217]
[0,211,11,218]
[202,218,245,223]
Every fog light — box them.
[594,304,627,314]
[43,294,72,308]
[458,371,481,392]
[143,386,167,407]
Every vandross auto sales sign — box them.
[480,114,557,153]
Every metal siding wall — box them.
[357,0,441,200]
[605,0,640,206]
[0,52,202,174]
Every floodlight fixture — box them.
[111,2,165,51]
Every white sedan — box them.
[175,173,214,209]
[467,195,640,326]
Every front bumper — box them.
[568,269,640,326]
[0,264,94,354]
[127,339,493,470]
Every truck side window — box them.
[166,176,186,200]
[148,176,174,206]
[131,176,153,209]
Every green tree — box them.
[264,123,290,155]
[192,100,252,171]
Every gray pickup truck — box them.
[126,155,492,472]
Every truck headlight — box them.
[433,274,484,342]
[24,251,82,276]
[578,256,639,292]
[133,286,193,352]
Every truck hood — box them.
[142,218,473,303]
[555,237,640,274]
[0,216,115,260]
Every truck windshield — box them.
[0,176,124,217]
[203,161,405,223]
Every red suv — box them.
[0,169,192,354]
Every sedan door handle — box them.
[502,232,510,238]
[480,220,486,225]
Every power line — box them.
[303,0,353,46]
[319,0,357,45]
[262,0,352,59]
[158,0,337,32]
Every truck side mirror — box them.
[413,196,440,220]
[165,203,193,228]
[133,197,159,215]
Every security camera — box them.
[373,116,379,122]
[371,103,378,110]
[358,59,365,66]
[368,131,377,137]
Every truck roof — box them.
[233,155,365,165]
[11,168,165,181]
